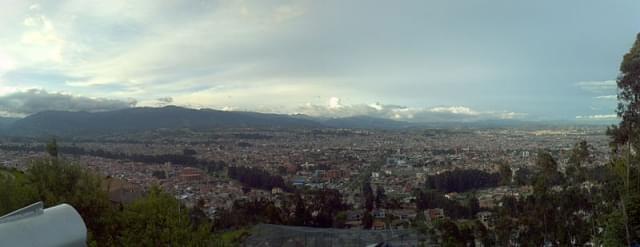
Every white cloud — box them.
[369,102,384,111]
[18,7,67,63]
[273,4,306,23]
[328,97,343,109]
[595,95,617,100]
[430,106,477,115]
[576,80,617,93]
[0,50,16,75]
[295,98,525,122]
[575,114,618,119]
[0,86,19,96]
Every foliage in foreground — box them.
[0,157,214,246]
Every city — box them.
[0,125,614,245]
[1,0,639,246]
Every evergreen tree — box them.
[363,180,374,211]
[607,32,640,246]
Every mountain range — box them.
[0,106,596,137]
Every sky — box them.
[0,0,639,122]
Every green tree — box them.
[603,211,628,247]
[533,151,559,197]
[292,193,309,226]
[26,158,119,245]
[1,152,216,246]
[362,212,373,229]
[119,187,212,246]
[363,180,374,211]
[614,33,640,141]
[566,140,592,184]
[375,186,386,208]
[535,151,557,178]
[468,197,480,217]
[333,212,347,228]
[607,32,640,246]
[436,219,464,247]
[498,162,512,186]
[0,168,38,215]
[46,138,58,157]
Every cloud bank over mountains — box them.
[0,89,525,122]
[0,89,136,117]
[295,97,525,122]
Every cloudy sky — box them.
[0,0,639,122]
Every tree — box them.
[46,138,58,157]
[607,32,640,246]
[603,211,628,246]
[613,33,640,144]
[0,168,38,216]
[1,147,219,246]
[468,197,480,216]
[533,151,560,196]
[498,162,512,186]
[514,167,533,186]
[532,151,561,244]
[567,140,592,184]
[535,151,557,177]
[375,186,386,208]
[292,193,309,226]
[119,187,212,246]
[425,169,501,193]
[363,180,374,211]
[26,158,120,245]
[568,140,592,167]
[362,212,373,229]
[306,189,348,227]
[333,212,347,228]
[436,219,464,246]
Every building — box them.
[424,208,445,224]
[179,167,205,182]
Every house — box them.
[291,177,306,186]
[271,187,283,194]
[388,209,416,221]
[344,210,363,228]
[389,219,410,230]
[346,210,363,221]
[179,167,205,182]
[424,208,445,224]
[372,220,386,230]
[373,209,386,219]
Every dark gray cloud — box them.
[0,89,136,116]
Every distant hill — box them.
[0,117,18,130]
[0,106,604,137]
[5,106,322,136]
